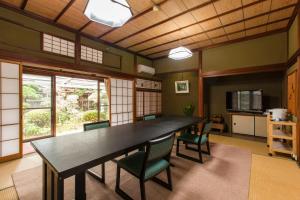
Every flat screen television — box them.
[226,90,263,112]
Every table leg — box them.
[54,174,64,200]
[75,172,86,200]
[42,162,47,200]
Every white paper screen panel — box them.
[157,93,162,113]
[136,91,143,117]
[81,45,103,64]
[43,33,75,57]
[110,78,133,126]
[1,62,19,78]
[1,139,19,157]
[0,62,20,158]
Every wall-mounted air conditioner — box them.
[137,64,155,75]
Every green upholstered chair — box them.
[176,122,212,163]
[143,114,156,121]
[83,120,110,183]
[115,133,175,200]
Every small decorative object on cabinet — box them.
[210,114,225,133]
[267,113,297,159]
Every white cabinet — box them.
[231,114,267,137]
[254,116,267,137]
[232,115,254,135]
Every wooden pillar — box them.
[297,56,300,166]
[198,51,204,118]
[75,33,81,65]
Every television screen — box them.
[226,90,262,112]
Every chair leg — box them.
[87,163,105,183]
[206,141,211,155]
[198,143,203,163]
[139,179,146,200]
[176,139,179,155]
[115,165,120,191]
[166,166,172,191]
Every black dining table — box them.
[31,116,201,200]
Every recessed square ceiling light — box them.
[84,0,133,27]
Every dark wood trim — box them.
[156,68,198,75]
[198,51,204,118]
[20,0,28,10]
[0,2,151,60]
[153,28,286,60]
[0,153,22,163]
[75,33,81,65]
[128,0,270,49]
[147,17,289,57]
[78,21,92,32]
[54,0,75,22]
[287,3,299,30]
[98,0,169,39]
[201,63,286,78]
[0,49,161,82]
[114,0,219,44]
[287,48,300,68]
[296,57,300,166]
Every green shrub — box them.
[100,112,108,120]
[25,123,42,136]
[56,110,71,124]
[26,109,50,127]
[82,110,98,122]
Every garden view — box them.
[23,74,109,140]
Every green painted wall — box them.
[203,32,287,72]
[153,52,199,74]
[288,15,299,58]
[204,72,284,132]
[157,71,198,116]
[0,7,153,76]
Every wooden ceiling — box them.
[0,0,298,59]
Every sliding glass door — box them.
[55,76,98,135]
[23,74,52,140]
[23,72,110,138]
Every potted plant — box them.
[183,104,195,116]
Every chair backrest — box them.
[143,115,156,121]
[83,121,110,131]
[145,133,175,163]
[201,122,212,136]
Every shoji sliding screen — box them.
[110,78,133,126]
[0,62,21,160]
[135,79,162,119]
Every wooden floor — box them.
[0,134,299,200]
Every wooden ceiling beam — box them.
[20,0,28,10]
[112,0,220,44]
[287,2,299,29]
[98,0,169,39]
[78,21,92,32]
[0,2,151,60]
[139,4,296,54]
[54,0,76,22]
[148,17,290,57]
[127,0,268,49]
[153,28,287,60]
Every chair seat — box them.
[118,151,169,180]
[177,132,207,144]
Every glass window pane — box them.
[99,81,109,121]
[23,74,52,140]
[56,76,98,135]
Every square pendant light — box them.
[168,47,193,60]
[84,0,133,27]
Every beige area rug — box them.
[249,154,300,200]
[12,143,251,200]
